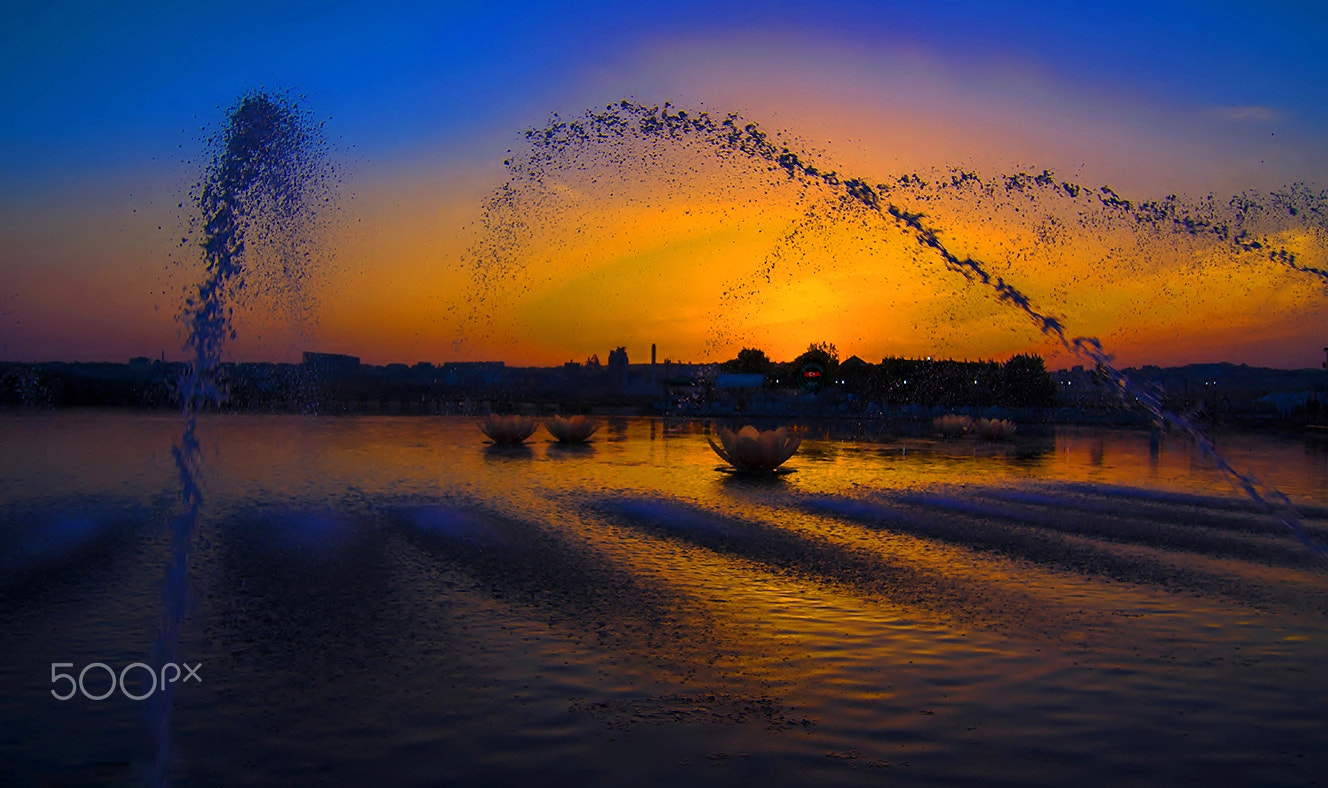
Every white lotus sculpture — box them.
[933,413,972,437]
[974,417,1017,441]
[480,414,537,445]
[545,415,599,443]
[707,425,802,473]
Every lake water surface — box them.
[2,413,1326,786]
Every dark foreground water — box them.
[2,412,1326,786]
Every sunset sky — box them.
[2,0,1326,369]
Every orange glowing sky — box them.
[2,2,1326,369]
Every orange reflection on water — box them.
[6,412,1328,785]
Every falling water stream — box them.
[473,99,1327,557]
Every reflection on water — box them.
[1,413,1326,786]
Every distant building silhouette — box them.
[302,351,360,377]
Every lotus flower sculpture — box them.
[480,414,537,445]
[545,415,599,443]
[707,425,802,473]
[974,417,1017,441]
[933,413,972,438]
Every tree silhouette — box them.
[721,347,774,375]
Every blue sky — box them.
[5,0,1324,189]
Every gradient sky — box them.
[2,0,1326,368]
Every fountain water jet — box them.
[154,91,335,785]
[472,99,1326,558]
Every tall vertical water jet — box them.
[154,91,334,785]
[470,99,1326,557]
